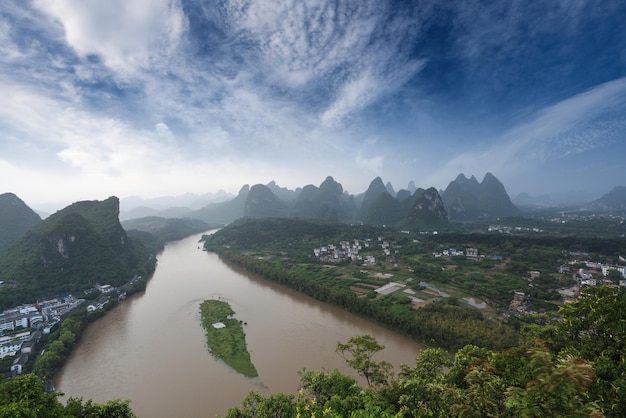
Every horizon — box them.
[19,172,617,216]
[2,1,625,210]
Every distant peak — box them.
[482,172,496,181]
[238,184,250,195]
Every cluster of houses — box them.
[487,225,543,234]
[0,295,84,377]
[0,281,129,377]
[312,237,398,264]
[564,261,626,288]
[432,247,490,259]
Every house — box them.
[601,265,626,278]
[466,248,479,257]
[10,353,28,375]
[98,284,114,293]
[0,340,22,356]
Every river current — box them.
[56,232,424,417]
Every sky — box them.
[1,0,625,211]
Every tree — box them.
[336,335,393,387]
[0,374,64,417]
[607,269,623,280]
[548,286,626,416]
[0,374,137,417]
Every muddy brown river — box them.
[56,232,425,417]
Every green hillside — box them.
[0,197,152,309]
[0,193,41,256]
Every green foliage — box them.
[0,197,153,310]
[0,193,41,257]
[226,329,608,418]
[336,335,393,387]
[0,374,136,417]
[33,316,87,379]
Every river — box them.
[56,232,425,417]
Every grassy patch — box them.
[199,299,258,378]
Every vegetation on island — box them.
[223,286,626,417]
[199,299,258,378]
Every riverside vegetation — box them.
[203,217,626,417]
[223,287,626,417]
[199,299,258,378]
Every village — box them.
[311,234,626,317]
[0,274,144,378]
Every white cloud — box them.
[425,77,626,191]
[34,0,186,75]
[356,153,384,173]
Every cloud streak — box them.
[0,0,625,207]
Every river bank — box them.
[56,232,425,417]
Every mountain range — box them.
[170,173,520,228]
[441,173,519,221]
[1,173,623,309]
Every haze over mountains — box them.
[1,172,625,309]
[110,173,623,225]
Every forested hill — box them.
[121,216,218,246]
[0,192,41,256]
[203,217,375,251]
[0,197,152,310]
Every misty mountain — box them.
[363,192,403,226]
[169,173,520,228]
[266,181,300,203]
[290,176,357,222]
[0,193,42,256]
[385,181,396,198]
[0,197,151,309]
[442,173,518,220]
[399,187,449,230]
[119,191,233,221]
[358,177,388,220]
[188,185,249,224]
[245,184,289,218]
[121,190,233,211]
[587,186,626,211]
[120,205,194,221]
[122,216,216,245]
[396,189,413,203]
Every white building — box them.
[602,265,626,278]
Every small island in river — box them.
[199,299,258,378]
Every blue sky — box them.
[1,0,625,210]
